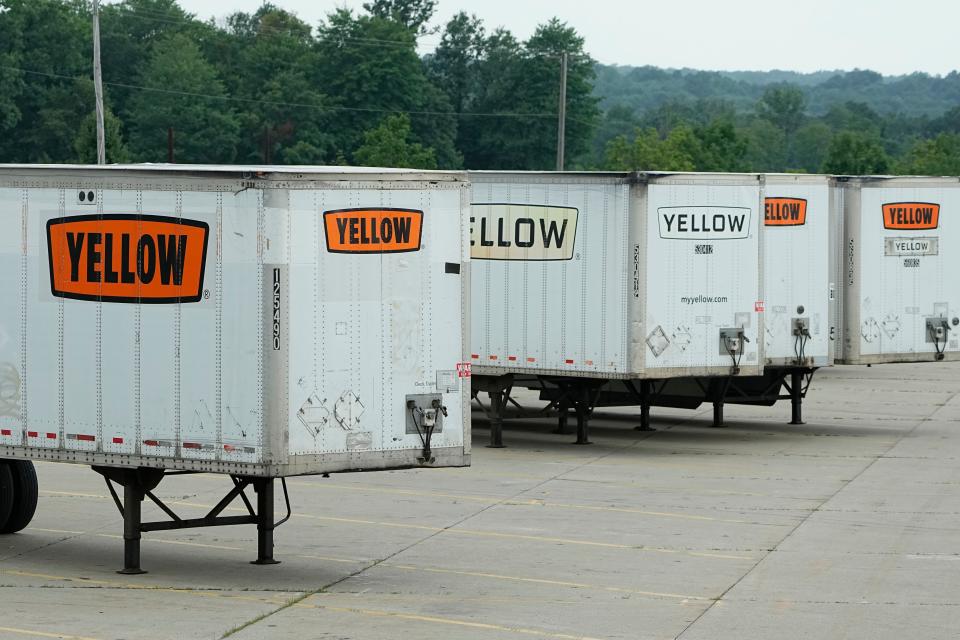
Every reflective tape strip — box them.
[46,433,56,440]
[565,359,575,364]
[488,355,498,361]
[507,356,517,361]
[470,354,479,359]
[112,437,124,444]
[527,357,536,363]
[0,429,11,436]
[67,434,96,442]
[27,431,38,438]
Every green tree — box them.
[0,0,90,162]
[427,12,485,115]
[362,0,436,35]
[821,131,890,174]
[125,33,240,163]
[217,5,334,164]
[792,122,833,172]
[100,0,213,122]
[897,133,960,175]
[462,19,599,169]
[353,113,437,168]
[694,118,747,171]
[756,85,806,136]
[743,118,787,172]
[604,126,696,171]
[315,9,459,167]
[74,106,130,163]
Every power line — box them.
[111,6,444,50]
[0,63,594,125]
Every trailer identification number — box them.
[272,268,281,351]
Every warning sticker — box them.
[755,301,765,313]
[456,362,472,378]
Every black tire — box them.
[1,460,38,534]
[0,463,14,532]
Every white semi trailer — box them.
[836,176,960,364]
[0,164,471,573]
[469,171,769,445]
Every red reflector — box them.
[508,356,517,361]
[76,434,95,442]
[46,433,57,439]
[183,442,201,449]
[143,440,159,447]
[27,431,38,438]
[565,359,575,364]
[0,429,11,436]
[112,437,124,444]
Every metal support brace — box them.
[712,400,725,428]
[636,380,654,431]
[555,397,573,434]
[252,478,279,565]
[95,466,290,574]
[120,483,145,575]
[710,378,730,428]
[486,385,511,448]
[789,369,805,425]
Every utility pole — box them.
[556,52,568,171]
[92,0,106,164]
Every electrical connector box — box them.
[719,328,745,356]
[792,317,810,336]
[406,394,444,435]
[925,317,950,343]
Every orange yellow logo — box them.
[764,198,807,226]
[47,215,209,303]
[883,202,939,230]
[324,208,423,254]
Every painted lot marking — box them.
[0,627,99,640]
[5,570,291,607]
[293,599,607,640]
[22,529,709,603]
[379,563,711,602]
[33,491,756,561]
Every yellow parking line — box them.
[295,600,605,640]
[94,534,242,552]
[381,563,710,602]
[4,570,289,606]
[39,490,108,499]
[0,627,99,640]
[31,491,754,561]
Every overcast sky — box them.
[166,0,956,76]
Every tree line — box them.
[0,0,957,175]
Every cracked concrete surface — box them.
[2,362,960,639]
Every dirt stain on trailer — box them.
[0,362,21,418]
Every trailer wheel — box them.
[0,460,38,534]
[0,463,14,532]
